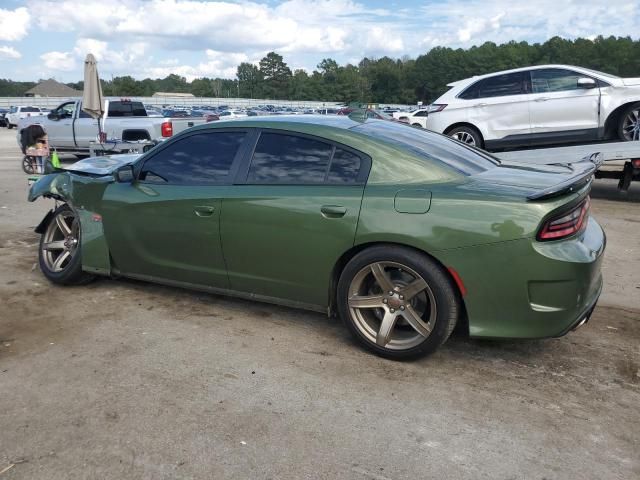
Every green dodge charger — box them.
[28,115,605,359]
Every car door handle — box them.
[473,103,487,107]
[194,205,215,217]
[534,97,549,102]
[321,205,347,218]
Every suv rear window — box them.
[459,72,527,99]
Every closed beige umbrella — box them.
[81,53,104,140]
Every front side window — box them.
[139,131,245,185]
[531,68,588,93]
[59,102,76,117]
[247,133,333,184]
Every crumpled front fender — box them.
[28,172,72,202]
[28,171,114,276]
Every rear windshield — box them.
[354,121,498,175]
[108,101,147,117]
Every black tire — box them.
[337,245,459,360]
[38,204,95,286]
[617,102,640,142]
[7,123,14,129]
[447,125,483,148]
[411,123,423,128]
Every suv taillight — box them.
[161,121,173,137]
[537,197,590,241]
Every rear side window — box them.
[327,148,362,184]
[247,133,333,184]
[460,72,527,99]
[22,107,40,112]
[139,131,245,185]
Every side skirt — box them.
[111,270,328,315]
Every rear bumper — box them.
[436,216,606,339]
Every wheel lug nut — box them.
[388,291,394,296]
[399,295,404,300]
[390,308,395,313]
[400,306,405,311]
[383,299,388,304]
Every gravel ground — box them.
[0,128,638,479]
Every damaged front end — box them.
[28,154,140,276]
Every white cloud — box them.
[73,38,109,61]
[0,46,21,59]
[40,51,77,71]
[0,7,30,41]
[140,50,249,81]
[20,0,640,81]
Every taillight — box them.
[161,121,173,137]
[632,158,640,168]
[427,104,447,113]
[537,197,590,241]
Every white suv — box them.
[395,109,429,128]
[424,64,640,150]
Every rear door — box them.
[528,68,600,144]
[461,71,531,146]
[220,130,369,307]
[101,129,248,287]
[72,104,101,147]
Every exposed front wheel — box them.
[337,246,459,359]
[38,204,94,285]
[618,103,640,141]
[448,125,483,148]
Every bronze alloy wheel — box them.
[347,261,437,351]
[41,208,80,273]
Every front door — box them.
[528,68,601,144]
[221,131,368,307]
[101,130,248,287]
[46,101,77,149]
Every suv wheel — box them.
[448,126,482,148]
[619,103,640,141]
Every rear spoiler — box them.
[526,152,604,201]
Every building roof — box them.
[152,92,195,97]
[24,79,82,97]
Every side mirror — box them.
[47,112,59,120]
[114,165,135,183]
[577,77,597,89]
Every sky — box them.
[0,0,638,82]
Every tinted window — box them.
[139,131,245,184]
[327,148,362,184]
[355,121,497,175]
[22,107,40,112]
[247,133,333,184]
[531,68,585,93]
[108,101,147,117]
[460,72,526,99]
[414,111,428,117]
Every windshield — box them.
[354,121,499,175]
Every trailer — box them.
[493,141,640,191]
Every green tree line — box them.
[2,36,639,104]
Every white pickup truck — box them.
[18,99,206,155]
[6,106,48,129]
